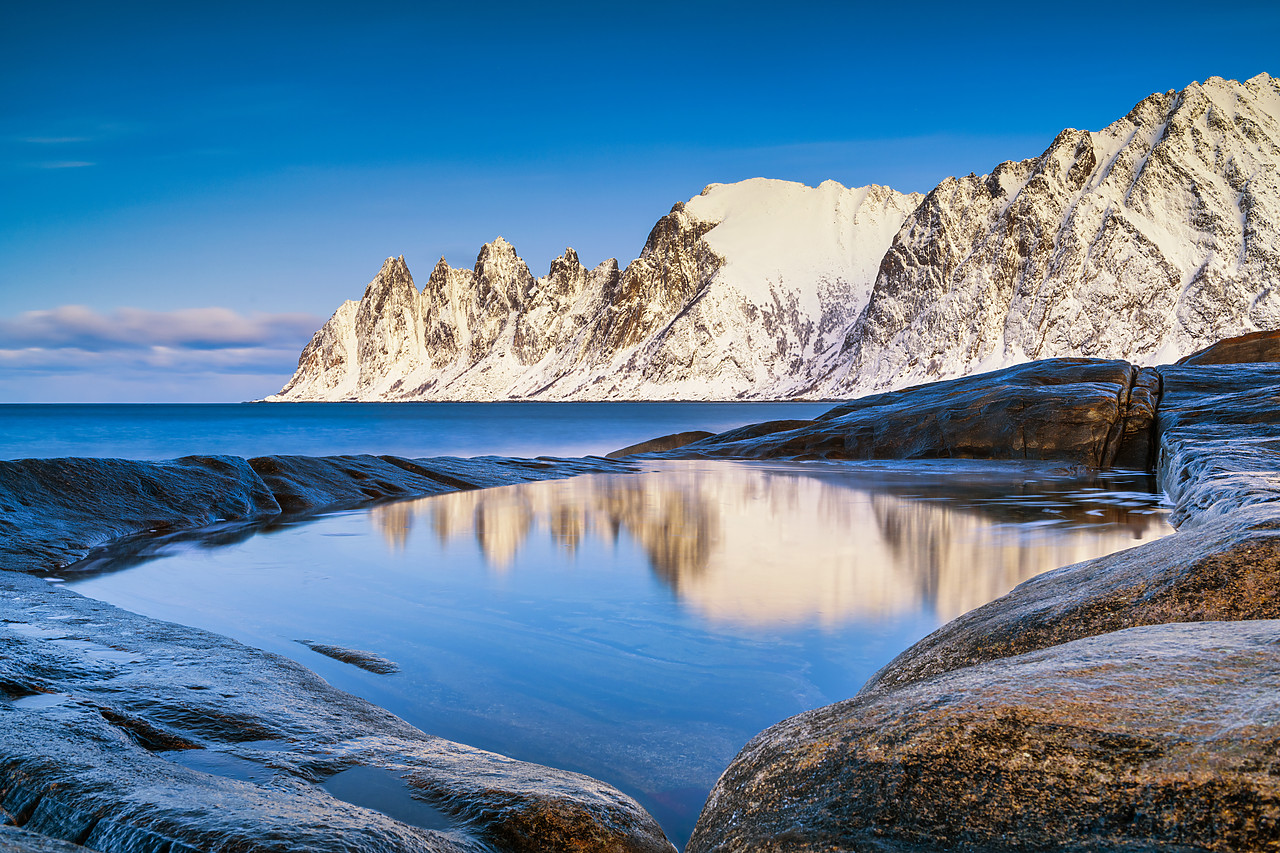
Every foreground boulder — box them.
[0,454,672,853]
[689,620,1280,853]
[861,503,1280,695]
[657,359,1157,469]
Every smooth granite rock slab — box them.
[1177,329,1280,365]
[859,503,1280,695]
[688,620,1280,853]
[0,571,673,853]
[655,359,1146,468]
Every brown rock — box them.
[665,359,1143,468]
[1176,329,1280,365]
[860,504,1280,695]
[688,620,1280,853]
[605,431,715,458]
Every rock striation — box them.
[0,453,675,853]
[271,73,1278,403]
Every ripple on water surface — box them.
[59,459,1172,848]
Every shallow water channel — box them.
[57,459,1172,847]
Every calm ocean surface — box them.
[0,401,831,461]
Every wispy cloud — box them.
[37,160,96,169]
[0,306,324,400]
[0,305,322,352]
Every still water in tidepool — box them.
[59,459,1172,847]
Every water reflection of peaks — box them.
[369,464,1171,626]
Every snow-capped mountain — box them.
[269,73,1279,403]
[270,180,921,400]
[819,72,1280,395]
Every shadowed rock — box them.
[689,620,1280,853]
[297,641,400,674]
[0,827,92,853]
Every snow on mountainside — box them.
[269,179,922,400]
[818,72,1280,395]
[269,73,1280,403]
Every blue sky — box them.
[2,0,1278,401]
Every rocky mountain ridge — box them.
[269,72,1279,402]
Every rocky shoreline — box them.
[3,334,1279,851]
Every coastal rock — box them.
[688,620,1280,853]
[605,431,716,458]
[662,359,1148,467]
[860,503,1280,695]
[1155,363,1280,526]
[0,828,92,853]
[1,453,667,852]
[0,572,672,853]
[1177,329,1280,365]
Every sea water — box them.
[56,457,1172,848]
[0,401,831,460]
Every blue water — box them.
[61,459,1172,848]
[0,402,829,461]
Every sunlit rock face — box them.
[272,75,1278,402]
[268,179,922,401]
[821,73,1280,395]
[371,461,1168,626]
[688,619,1280,853]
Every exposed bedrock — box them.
[860,502,1280,695]
[1177,328,1280,365]
[658,358,1159,468]
[686,342,1280,851]
[0,454,673,853]
[688,620,1280,853]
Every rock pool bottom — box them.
[54,459,1172,847]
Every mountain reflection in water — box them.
[62,459,1170,848]
[371,460,1169,625]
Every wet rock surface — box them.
[660,359,1152,467]
[1,453,672,853]
[689,620,1280,853]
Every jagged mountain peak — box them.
[268,74,1279,403]
[826,72,1280,396]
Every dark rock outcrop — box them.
[659,359,1153,468]
[605,431,715,458]
[0,453,673,853]
[689,620,1280,853]
[684,352,1280,852]
[1177,328,1280,365]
